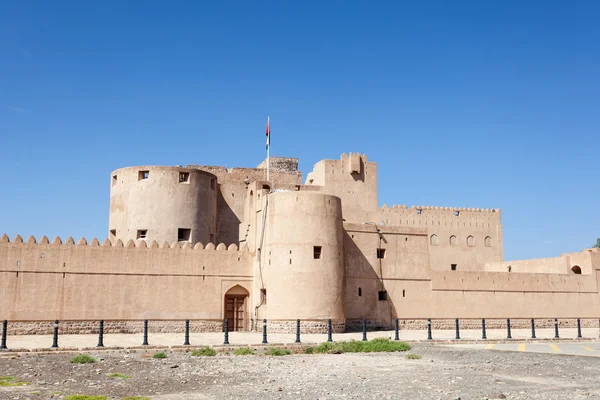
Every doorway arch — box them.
[571,265,582,274]
[224,285,249,331]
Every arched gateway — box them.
[224,285,249,331]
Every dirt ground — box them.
[1,343,600,400]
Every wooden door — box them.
[225,295,247,331]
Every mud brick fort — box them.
[1,153,599,334]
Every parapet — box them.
[379,204,501,215]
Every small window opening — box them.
[358,287,362,296]
[454,210,460,216]
[210,178,216,190]
[112,175,117,186]
[402,289,405,298]
[572,265,582,274]
[451,264,457,271]
[16,260,20,267]
[138,170,149,181]
[178,228,191,242]
[314,246,322,259]
[378,290,388,301]
[260,288,267,305]
[417,209,422,215]
[179,172,189,183]
[137,229,147,239]
[109,229,116,238]
[377,248,386,259]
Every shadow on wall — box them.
[215,190,241,246]
[343,230,397,331]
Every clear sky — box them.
[1,1,598,260]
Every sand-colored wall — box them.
[0,235,252,321]
[109,166,218,245]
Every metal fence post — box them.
[184,319,190,346]
[295,319,301,343]
[554,318,559,339]
[327,319,333,342]
[427,318,432,340]
[97,320,104,347]
[530,318,536,339]
[394,318,399,341]
[142,320,149,346]
[506,318,512,339]
[455,318,460,340]
[481,318,487,340]
[1,320,7,350]
[262,319,268,344]
[51,320,59,348]
[577,318,582,339]
[362,318,367,341]
[223,319,229,345]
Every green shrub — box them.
[192,346,217,357]
[303,347,315,354]
[66,396,108,400]
[405,353,421,360]
[0,376,31,387]
[70,354,97,364]
[310,338,410,354]
[314,342,336,354]
[152,352,167,359]
[234,347,255,356]
[264,348,292,356]
[108,373,130,379]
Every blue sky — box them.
[1,1,598,260]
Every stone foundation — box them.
[251,319,346,334]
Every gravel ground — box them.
[1,344,600,400]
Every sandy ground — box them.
[2,343,600,400]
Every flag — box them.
[265,116,270,150]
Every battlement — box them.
[0,234,251,253]
[379,204,501,216]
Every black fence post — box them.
[97,320,104,347]
[506,318,512,339]
[455,318,460,340]
[427,318,432,340]
[394,318,399,341]
[295,319,301,343]
[531,318,536,339]
[223,319,229,345]
[184,320,190,346]
[1,320,7,350]
[554,318,559,339]
[262,319,268,344]
[142,320,149,346]
[481,318,487,340]
[327,319,333,342]
[577,318,582,339]
[51,320,59,348]
[361,318,367,341]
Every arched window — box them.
[485,236,492,247]
[572,265,582,274]
[467,235,474,247]
[449,235,457,247]
[430,234,439,246]
[358,287,362,296]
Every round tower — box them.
[263,191,345,332]
[109,166,217,245]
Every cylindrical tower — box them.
[263,191,345,332]
[109,166,217,245]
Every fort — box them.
[1,152,599,335]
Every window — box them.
[378,290,388,301]
[417,209,422,215]
[138,170,149,181]
[179,172,189,183]
[314,246,322,259]
[449,235,457,246]
[358,287,362,297]
[430,234,439,246]
[109,229,116,239]
[260,288,267,305]
[572,265,582,274]
[137,229,147,239]
[454,210,460,216]
[112,175,117,187]
[210,178,216,190]
[451,264,457,271]
[467,235,474,247]
[485,236,492,247]
[402,289,406,298]
[178,228,191,242]
[377,248,386,259]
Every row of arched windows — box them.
[430,234,492,247]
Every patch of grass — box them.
[234,347,255,356]
[311,338,410,354]
[70,354,97,364]
[0,376,31,387]
[107,373,131,379]
[303,347,315,354]
[53,392,62,395]
[264,347,292,356]
[152,352,167,359]
[29,391,41,395]
[405,353,421,360]
[121,397,150,400]
[191,346,217,357]
[65,396,108,400]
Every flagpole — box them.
[266,116,270,184]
